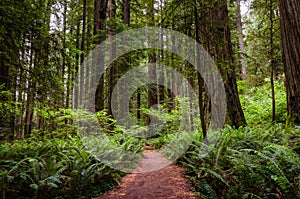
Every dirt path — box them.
[95,150,197,199]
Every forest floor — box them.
[94,148,198,199]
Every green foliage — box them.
[0,107,148,198]
[140,106,181,137]
[239,80,287,125]
[144,134,172,149]
[33,108,77,139]
[0,137,124,199]
[181,82,299,198]
[0,88,16,139]
[138,97,199,150]
[243,0,283,80]
[181,125,300,199]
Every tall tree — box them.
[147,0,157,124]
[269,0,276,122]
[194,3,207,137]
[236,0,247,79]
[107,0,116,117]
[80,0,87,105]
[123,0,130,25]
[121,0,132,119]
[279,0,300,125]
[0,0,24,140]
[204,0,247,128]
[94,0,108,112]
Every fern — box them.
[181,126,300,198]
[196,167,229,187]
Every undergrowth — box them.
[181,81,300,199]
[0,111,144,199]
[181,125,300,199]
[238,80,287,125]
[0,137,125,199]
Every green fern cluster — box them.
[0,137,125,199]
[182,125,300,199]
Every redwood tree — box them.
[95,0,108,112]
[279,0,300,125]
[202,0,247,128]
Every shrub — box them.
[181,125,300,199]
[0,137,126,199]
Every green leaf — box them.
[30,183,39,190]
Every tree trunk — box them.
[236,0,247,79]
[123,0,130,25]
[194,4,207,137]
[269,0,276,122]
[148,55,157,110]
[74,20,81,109]
[24,47,35,138]
[117,0,131,119]
[61,0,67,108]
[137,88,141,120]
[203,0,246,128]
[107,0,116,117]
[80,0,87,105]
[147,0,157,124]
[94,0,108,112]
[279,0,300,125]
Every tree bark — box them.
[203,0,247,128]
[123,0,130,25]
[147,0,158,124]
[117,0,131,119]
[107,0,116,117]
[24,46,35,138]
[74,20,81,109]
[279,0,300,125]
[80,0,87,105]
[269,0,276,122]
[194,4,207,137]
[94,0,108,112]
[236,0,247,79]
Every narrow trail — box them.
[95,149,197,199]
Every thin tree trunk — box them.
[80,0,87,105]
[194,5,207,137]
[61,0,67,108]
[74,21,81,109]
[147,0,157,124]
[95,0,108,112]
[15,68,24,139]
[236,0,247,79]
[158,0,164,105]
[66,26,73,110]
[24,46,35,138]
[118,0,131,119]
[124,0,130,25]
[269,0,276,122]
[107,0,116,117]
[137,88,141,120]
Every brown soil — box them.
[94,150,198,199]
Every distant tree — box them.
[235,0,247,79]
[95,0,108,112]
